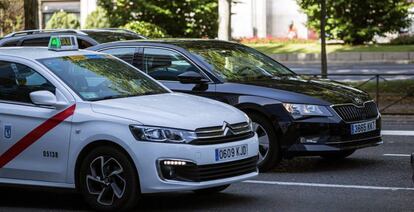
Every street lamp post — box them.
[320,0,328,78]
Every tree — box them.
[85,7,110,29]
[0,0,24,36]
[123,21,168,38]
[24,0,38,30]
[298,0,412,45]
[45,11,80,29]
[98,0,218,38]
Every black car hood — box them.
[232,76,371,105]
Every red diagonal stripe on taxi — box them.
[0,104,76,168]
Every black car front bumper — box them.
[279,115,382,156]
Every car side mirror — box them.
[177,71,209,84]
[30,90,67,108]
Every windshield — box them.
[83,31,144,43]
[180,42,295,81]
[38,54,168,101]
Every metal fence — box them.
[298,73,414,115]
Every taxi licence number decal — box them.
[215,144,248,161]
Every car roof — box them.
[0,47,103,60]
[90,39,239,49]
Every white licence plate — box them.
[215,144,248,161]
[351,120,376,135]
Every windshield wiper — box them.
[89,95,125,101]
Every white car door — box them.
[0,59,74,183]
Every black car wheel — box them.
[248,112,281,172]
[193,184,230,194]
[79,146,140,212]
[320,150,356,160]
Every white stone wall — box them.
[80,0,97,28]
[231,0,308,39]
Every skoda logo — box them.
[354,97,363,105]
[222,122,235,136]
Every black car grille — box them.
[332,101,379,122]
[191,122,253,145]
[173,156,258,182]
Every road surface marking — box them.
[382,130,414,136]
[243,180,414,191]
[383,154,411,157]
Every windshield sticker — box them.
[67,55,87,62]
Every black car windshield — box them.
[82,31,143,43]
[179,42,295,81]
[38,54,168,101]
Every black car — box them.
[88,40,382,171]
[0,28,146,49]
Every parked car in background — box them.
[89,39,382,171]
[0,28,146,49]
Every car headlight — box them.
[283,103,332,119]
[129,125,197,144]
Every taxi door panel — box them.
[0,103,72,182]
[0,60,72,183]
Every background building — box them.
[38,0,97,29]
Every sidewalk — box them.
[270,52,414,65]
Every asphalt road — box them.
[0,121,413,212]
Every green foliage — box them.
[298,0,412,45]
[0,0,24,36]
[390,34,414,45]
[123,21,167,38]
[85,7,110,29]
[98,0,218,38]
[45,11,80,29]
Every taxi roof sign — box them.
[48,35,78,51]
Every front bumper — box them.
[129,135,259,193]
[279,115,382,156]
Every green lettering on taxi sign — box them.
[49,37,61,49]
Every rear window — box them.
[83,31,143,43]
[21,37,50,46]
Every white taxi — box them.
[0,36,259,211]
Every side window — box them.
[101,48,136,64]
[143,48,200,81]
[21,37,50,47]
[0,61,55,104]
[77,38,93,49]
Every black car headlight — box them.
[129,125,197,144]
[283,103,332,119]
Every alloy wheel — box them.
[252,122,270,163]
[86,156,126,206]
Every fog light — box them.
[163,160,187,166]
[299,137,320,144]
[159,159,194,181]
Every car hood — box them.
[233,76,371,105]
[90,93,247,130]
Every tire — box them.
[193,184,230,194]
[248,112,281,172]
[320,150,356,160]
[78,146,140,212]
